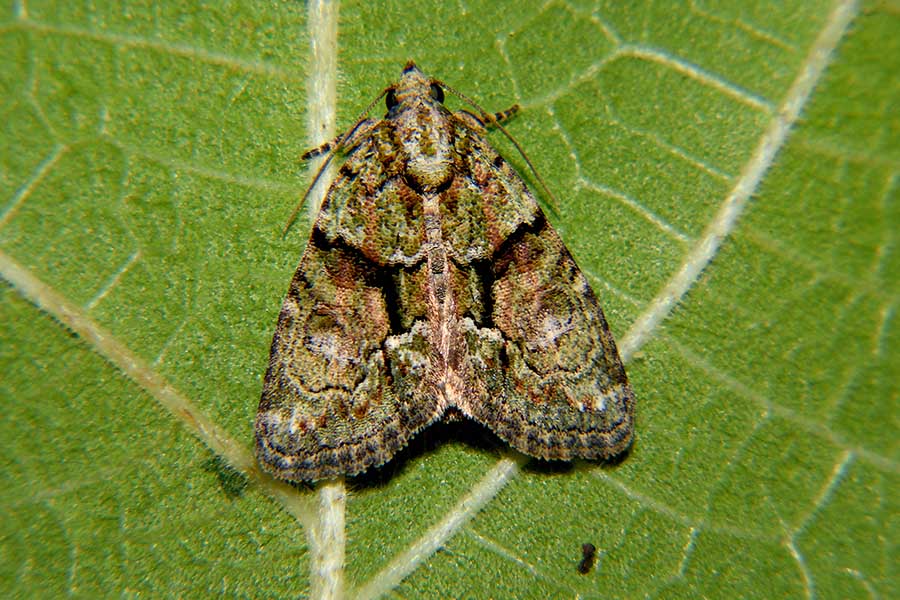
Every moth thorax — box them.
[401,116,453,189]
[406,151,452,189]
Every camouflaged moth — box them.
[255,62,635,482]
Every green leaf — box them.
[1,1,896,599]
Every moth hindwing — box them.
[255,61,635,482]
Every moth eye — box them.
[386,89,398,110]
[429,83,445,103]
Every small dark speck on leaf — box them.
[578,542,597,574]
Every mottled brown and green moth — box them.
[255,62,635,482]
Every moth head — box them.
[386,82,444,110]
[387,62,447,113]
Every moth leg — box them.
[455,105,519,132]
[300,118,379,160]
[300,139,337,161]
[492,104,520,124]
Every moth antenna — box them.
[437,80,561,217]
[282,87,391,237]
[282,152,334,237]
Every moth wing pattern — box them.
[255,129,440,482]
[447,121,635,460]
[255,62,634,483]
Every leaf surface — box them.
[1,1,896,598]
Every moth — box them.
[255,62,635,482]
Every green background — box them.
[1,1,896,598]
